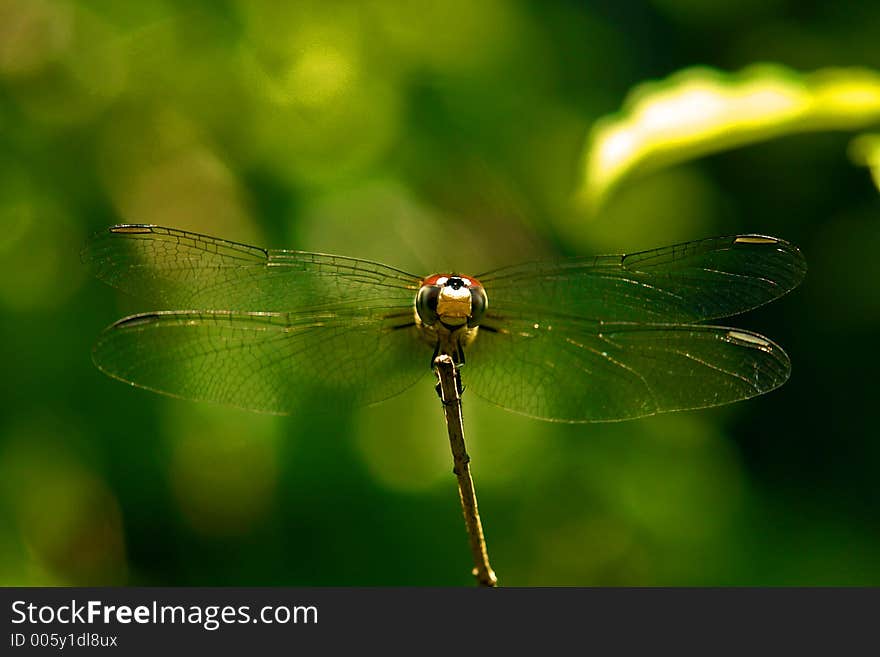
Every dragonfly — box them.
[83,225,805,422]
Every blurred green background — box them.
[1,0,879,586]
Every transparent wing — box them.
[82,224,422,312]
[92,307,429,414]
[464,318,790,422]
[477,235,806,323]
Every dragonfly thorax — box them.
[416,274,487,329]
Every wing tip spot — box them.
[112,313,163,329]
[110,224,155,234]
[725,330,772,348]
[734,236,778,245]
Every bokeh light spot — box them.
[98,108,260,243]
[165,405,281,536]
[1,421,127,584]
[0,193,84,311]
[354,386,449,493]
[282,44,356,108]
[0,0,72,78]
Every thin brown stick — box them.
[433,354,497,587]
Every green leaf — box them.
[579,64,880,208]
[849,133,880,192]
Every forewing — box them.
[477,235,805,323]
[464,318,790,422]
[83,225,422,312]
[92,307,429,414]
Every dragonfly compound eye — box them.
[468,283,487,328]
[416,283,442,326]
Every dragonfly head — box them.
[416,274,487,329]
